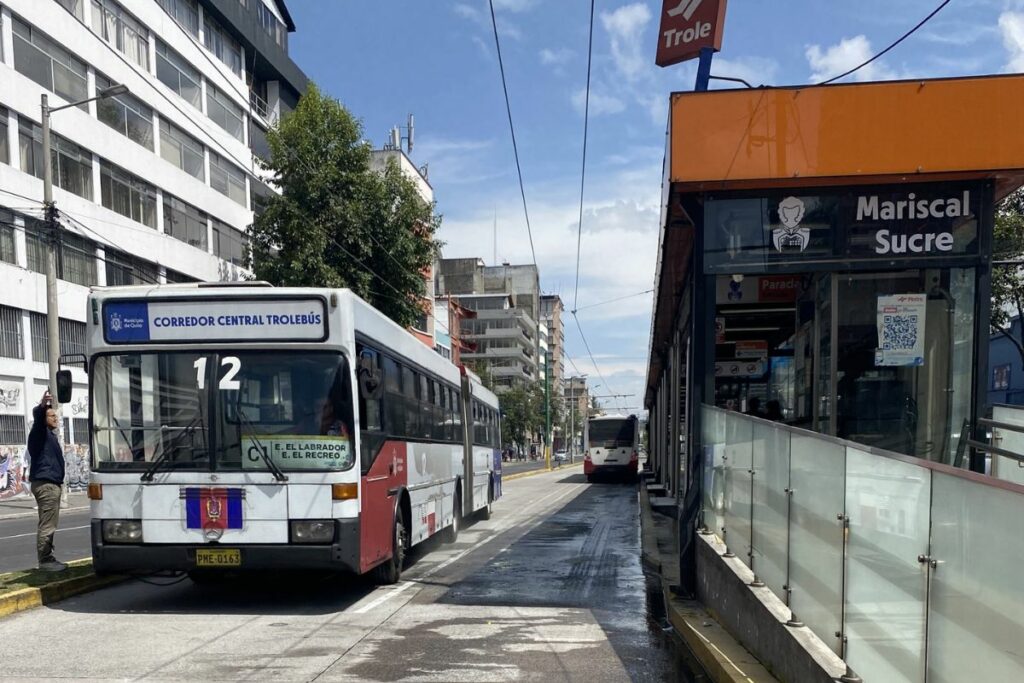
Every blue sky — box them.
[287,0,1024,411]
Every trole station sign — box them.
[656,0,728,67]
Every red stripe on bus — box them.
[359,441,408,574]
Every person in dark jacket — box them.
[27,391,66,571]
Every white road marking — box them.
[353,479,584,614]
[0,524,91,541]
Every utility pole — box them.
[40,85,128,410]
[41,94,60,411]
[544,349,551,470]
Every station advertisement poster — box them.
[875,294,927,367]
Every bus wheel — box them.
[442,491,461,544]
[477,480,493,521]
[373,508,406,585]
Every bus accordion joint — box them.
[332,483,358,500]
[88,482,103,500]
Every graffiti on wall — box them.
[0,443,91,500]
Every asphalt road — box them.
[0,501,93,573]
[0,469,697,681]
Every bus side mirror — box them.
[56,370,73,404]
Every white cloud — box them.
[805,35,896,83]
[571,88,626,116]
[600,3,652,82]
[493,0,537,12]
[453,3,481,22]
[1000,12,1024,71]
[540,47,574,66]
[414,137,503,186]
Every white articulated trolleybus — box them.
[59,284,501,583]
[583,414,640,482]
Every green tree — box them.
[499,382,546,453]
[249,83,440,327]
[991,189,1024,363]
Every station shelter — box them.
[644,74,1024,588]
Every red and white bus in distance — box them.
[583,415,640,482]
[71,285,501,584]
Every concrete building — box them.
[539,294,564,397]
[564,375,590,454]
[435,258,543,384]
[457,293,537,392]
[370,147,434,350]
[0,0,305,470]
[433,294,476,366]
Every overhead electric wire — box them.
[572,313,622,412]
[817,0,953,85]
[573,288,654,313]
[487,0,538,267]
[572,0,596,312]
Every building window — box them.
[156,0,199,38]
[163,194,208,250]
[158,119,204,180]
[255,2,287,49]
[59,233,98,287]
[165,268,199,283]
[31,315,87,361]
[203,17,242,77]
[105,248,158,286]
[993,364,1011,391]
[100,161,157,228]
[0,107,8,165]
[59,318,87,357]
[155,41,201,109]
[56,0,86,21]
[206,85,244,142]
[212,220,248,267]
[209,152,246,206]
[0,305,24,359]
[19,117,93,200]
[12,17,88,105]
[72,418,88,443]
[90,0,149,70]
[26,223,98,287]
[95,73,153,149]
[0,415,27,445]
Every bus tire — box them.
[441,490,461,544]
[477,479,493,520]
[373,507,406,585]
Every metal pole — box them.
[695,47,715,92]
[569,388,574,463]
[544,351,551,470]
[41,94,61,412]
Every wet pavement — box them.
[0,470,698,681]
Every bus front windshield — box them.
[91,351,355,472]
[588,419,636,449]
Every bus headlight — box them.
[290,520,334,544]
[102,519,143,543]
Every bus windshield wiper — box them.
[140,417,204,482]
[233,399,287,482]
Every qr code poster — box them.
[875,294,927,367]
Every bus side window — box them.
[357,344,386,474]
[383,356,404,438]
[419,374,431,440]
[452,389,462,438]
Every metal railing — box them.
[700,405,1024,682]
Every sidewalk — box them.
[0,491,90,520]
[638,474,777,683]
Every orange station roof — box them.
[669,74,1024,197]
[646,74,1024,407]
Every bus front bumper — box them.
[90,520,361,574]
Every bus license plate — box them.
[195,549,241,567]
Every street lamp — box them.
[41,84,128,408]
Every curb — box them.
[638,484,776,683]
[502,461,582,482]
[0,560,123,620]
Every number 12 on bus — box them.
[66,286,502,584]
